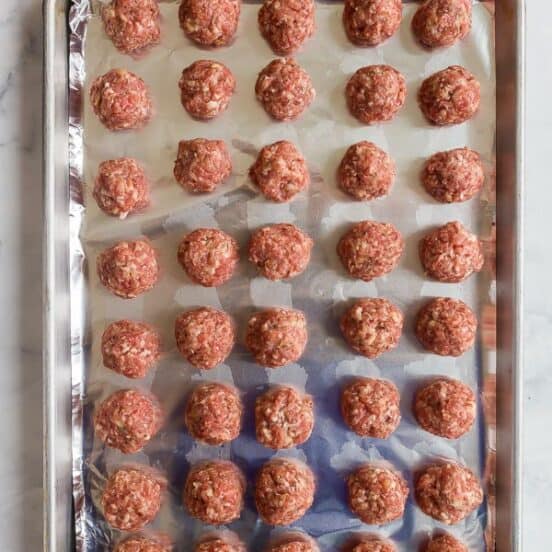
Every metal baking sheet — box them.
[43,1,525,551]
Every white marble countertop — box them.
[0,1,546,549]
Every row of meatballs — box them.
[101,459,482,543]
[94,143,485,219]
[90,61,480,129]
[102,0,473,56]
[112,531,470,552]
[111,530,461,552]
[102,298,477,384]
[97,220,484,298]
[95,376,476,454]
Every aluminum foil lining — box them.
[69,1,497,550]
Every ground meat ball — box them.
[250,141,310,203]
[352,544,393,552]
[422,148,484,203]
[267,533,319,552]
[420,221,484,283]
[248,224,313,280]
[101,320,161,379]
[347,465,408,525]
[179,60,236,120]
[175,307,235,369]
[114,534,173,552]
[258,0,315,55]
[94,158,149,219]
[94,389,163,453]
[185,382,242,445]
[245,308,308,368]
[255,458,315,525]
[340,298,403,359]
[338,141,395,201]
[340,378,401,439]
[183,460,245,525]
[346,65,406,125]
[97,239,159,299]
[337,221,404,281]
[177,229,239,287]
[102,0,161,55]
[347,537,395,552]
[174,139,232,194]
[414,377,476,439]
[255,58,315,121]
[269,544,314,552]
[415,297,477,356]
[179,0,241,47]
[415,462,484,524]
[343,0,402,46]
[90,69,152,131]
[255,386,314,449]
[424,533,467,552]
[102,466,166,531]
[412,0,471,49]
[195,533,246,552]
[418,66,480,126]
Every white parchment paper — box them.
[70,2,496,550]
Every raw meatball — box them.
[175,307,235,369]
[267,533,319,552]
[347,537,395,552]
[258,0,315,55]
[347,465,408,525]
[340,298,403,358]
[177,228,239,287]
[418,66,480,126]
[179,0,241,47]
[337,221,404,281]
[340,378,401,439]
[183,460,245,525]
[424,533,468,552]
[114,534,172,552]
[343,0,402,46]
[412,0,471,49]
[179,60,236,120]
[422,148,484,203]
[94,158,149,219]
[255,58,315,121]
[185,382,242,445]
[420,221,484,283]
[255,458,315,525]
[102,0,161,55]
[94,389,163,454]
[415,297,477,356]
[245,307,308,368]
[346,65,406,124]
[255,385,314,449]
[97,239,159,299]
[101,320,161,379]
[338,141,395,201]
[269,544,315,552]
[415,462,484,524]
[90,69,152,131]
[102,466,166,531]
[250,141,310,203]
[352,544,393,552]
[174,139,232,194]
[414,377,476,439]
[195,532,246,552]
[248,223,313,280]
